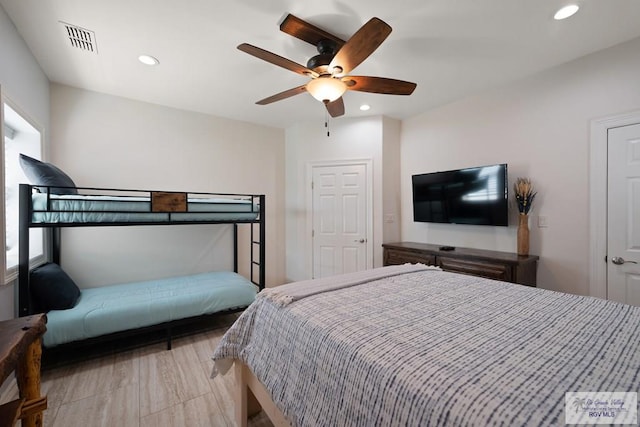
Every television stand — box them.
[382,242,538,287]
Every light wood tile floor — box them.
[0,318,273,427]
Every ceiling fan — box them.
[238,14,417,118]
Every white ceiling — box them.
[2,0,640,129]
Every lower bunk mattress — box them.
[44,271,258,348]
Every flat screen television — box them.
[412,163,508,226]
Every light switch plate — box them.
[538,215,549,228]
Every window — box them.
[3,100,44,284]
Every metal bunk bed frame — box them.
[17,183,266,318]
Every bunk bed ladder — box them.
[251,195,266,290]
[232,194,264,290]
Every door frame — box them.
[589,109,640,299]
[306,159,374,278]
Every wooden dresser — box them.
[382,242,538,287]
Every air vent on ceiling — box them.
[60,21,97,53]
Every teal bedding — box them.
[43,271,258,347]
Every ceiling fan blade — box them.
[343,76,417,95]
[325,97,345,117]
[238,43,316,77]
[329,18,392,76]
[279,14,345,49]
[256,85,308,105]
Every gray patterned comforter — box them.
[212,268,640,426]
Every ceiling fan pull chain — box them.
[325,110,330,137]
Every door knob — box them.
[611,256,638,265]
[354,239,366,243]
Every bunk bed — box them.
[17,183,265,351]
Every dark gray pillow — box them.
[30,263,81,312]
[19,154,78,195]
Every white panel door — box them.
[608,123,640,305]
[312,164,368,278]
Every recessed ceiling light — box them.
[359,104,371,111]
[138,55,159,65]
[554,4,579,20]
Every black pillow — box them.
[30,263,81,312]
[19,154,78,195]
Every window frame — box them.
[2,95,46,285]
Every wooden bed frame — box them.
[234,361,290,427]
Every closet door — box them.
[312,162,370,278]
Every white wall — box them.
[401,36,640,296]
[50,84,286,289]
[285,115,400,282]
[0,4,50,320]
[382,116,401,243]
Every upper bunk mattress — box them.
[31,193,259,224]
[44,271,257,347]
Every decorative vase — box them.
[517,214,530,256]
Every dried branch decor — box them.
[514,178,536,215]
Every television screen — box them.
[412,164,508,226]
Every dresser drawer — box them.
[438,257,512,282]
[384,248,436,266]
[382,242,537,286]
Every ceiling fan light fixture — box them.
[238,14,416,118]
[306,77,347,103]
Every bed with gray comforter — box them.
[212,265,640,426]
